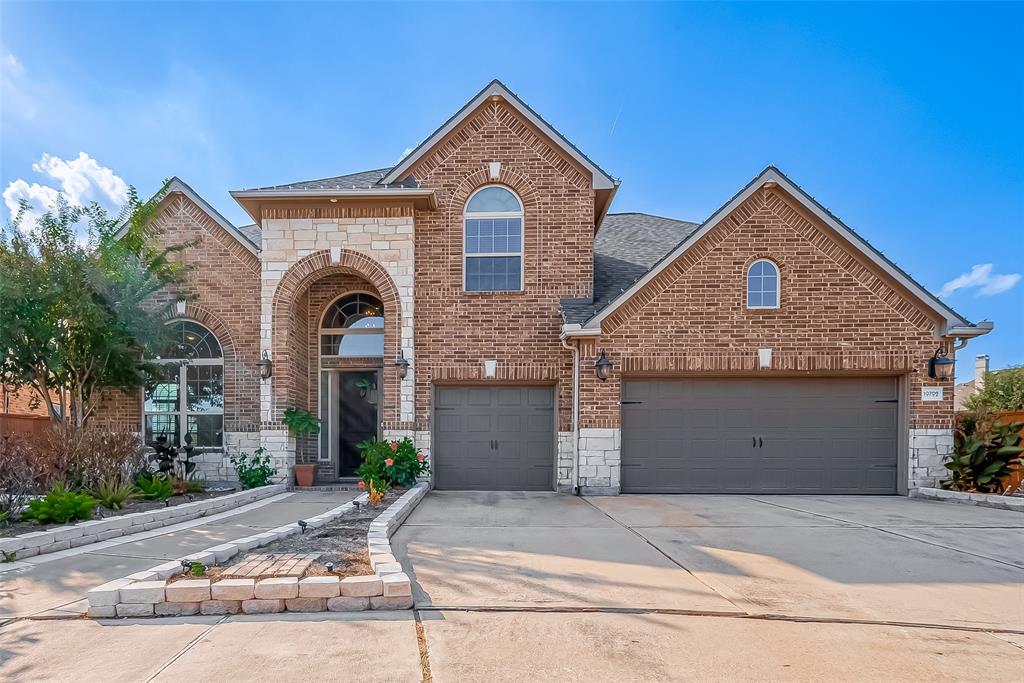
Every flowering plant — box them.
[356,436,428,490]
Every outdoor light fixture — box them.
[258,350,273,380]
[395,351,410,379]
[325,562,335,573]
[186,494,194,502]
[928,348,955,381]
[298,520,308,534]
[180,559,192,574]
[594,349,613,382]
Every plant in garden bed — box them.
[282,408,320,437]
[231,447,278,489]
[93,477,138,510]
[135,472,174,501]
[356,437,428,495]
[0,435,41,523]
[942,411,1024,493]
[20,483,99,524]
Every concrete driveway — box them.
[391,491,1024,680]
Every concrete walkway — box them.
[0,490,357,619]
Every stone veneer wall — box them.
[909,428,955,489]
[261,214,416,477]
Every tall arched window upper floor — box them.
[463,185,523,292]
[747,259,780,309]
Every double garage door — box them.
[621,377,899,494]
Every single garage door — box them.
[621,377,898,494]
[433,386,554,491]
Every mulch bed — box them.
[0,488,236,538]
[173,488,403,583]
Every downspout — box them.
[560,335,581,496]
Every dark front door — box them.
[338,370,379,477]
[620,377,899,494]
[433,386,555,491]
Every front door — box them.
[338,370,380,477]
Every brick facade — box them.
[92,84,974,493]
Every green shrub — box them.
[135,472,174,501]
[230,448,277,489]
[964,365,1024,413]
[190,562,206,577]
[356,437,428,490]
[942,412,1024,493]
[21,483,99,524]
[93,477,138,510]
[282,407,321,437]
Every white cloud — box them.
[940,264,1021,298]
[396,147,415,163]
[4,152,128,228]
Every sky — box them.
[1,1,1021,381]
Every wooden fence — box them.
[0,414,51,438]
[996,411,1024,493]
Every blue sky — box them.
[2,2,1021,380]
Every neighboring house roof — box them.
[381,80,617,192]
[237,223,261,245]
[562,213,699,324]
[116,177,260,255]
[566,166,990,338]
[954,379,978,412]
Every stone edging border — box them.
[1,485,287,560]
[86,482,429,618]
[910,487,1024,512]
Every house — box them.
[93,80,993,495]
[954,355,986,411]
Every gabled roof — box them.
[562,213,699,324]
[240,167,417,191]
[381,80,617,191]
[116,177,259,254]
[571,166,988,336]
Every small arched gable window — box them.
[464,185,523,292]
[320,293,385,357]
[747,259,779,309]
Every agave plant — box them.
[942,414,1024,493]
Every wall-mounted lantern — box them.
[258,350,273,380]
[594,349,613,382]
[927,348,954,381]
[395,350,410,379]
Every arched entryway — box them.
[270,249,403,479]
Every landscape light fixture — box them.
[298,520,308,534]
[258,350,273,380]
[594,349,613,382]
[928,348,955,381]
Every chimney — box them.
[975,354,990,390]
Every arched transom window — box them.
[144,321,224,447]
[463,185,523,292]
[320,293,385,357]
[747,259,780,309]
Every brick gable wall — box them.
[408,100,596,433]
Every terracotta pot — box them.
[294,464,317,487]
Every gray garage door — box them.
[621,377,898,494]
[433,386,555,491]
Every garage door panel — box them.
[434,386,554,491]
[622,378,898,494]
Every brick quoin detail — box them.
[270,249,402,429]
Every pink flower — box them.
[385,458,394,467]
[390,441,399,451]
[416,453,425,462]
[357,481,366,490]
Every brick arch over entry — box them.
[270,249,403,425]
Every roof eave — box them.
[229,188,438,224]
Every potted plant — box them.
[282,407,321,487]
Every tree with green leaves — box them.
[964,365,1024,413]
[0,183,193,428]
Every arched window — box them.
[464,185,523,292]
[320,293,385,357]
[747,259,780,309]
[144,321,224,447]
